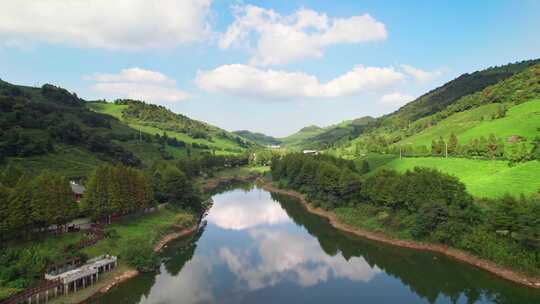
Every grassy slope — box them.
[87,102,246,152]
[375,157,540,198]
[399,99,540,146]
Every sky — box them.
[1,1,539,137]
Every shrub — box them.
[120,238,159,272]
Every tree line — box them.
[0,165,78,243]
[271,153,540,275]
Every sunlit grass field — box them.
[376,157,540,198]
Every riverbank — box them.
[261,181,540,289]
[71,173,252,303]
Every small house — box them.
[70,181,85,203]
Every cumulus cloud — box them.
[219,5,387,66]
[196,64,404,99]
[379,92,414,107]
[0,0,212,50]
[87,68,189,103]
[401,64,443,84]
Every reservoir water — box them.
[93,184,540,303]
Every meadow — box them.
[374,157,540,198]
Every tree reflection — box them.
[272,192,540,304]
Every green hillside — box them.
[370,157,540,198]
[0,80,250,178]
[88,100,254,154]
[280,125,325,148]
[320,60,540,199]
[280,116,375,150]
[233,130,281,146]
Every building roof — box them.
[70,181,85,195]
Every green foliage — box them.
[0,170,78,242]
[82,164,154,220]
[120,238,159,272]
[271,155,540,275]
[0,81,142,168]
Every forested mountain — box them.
[0,80,251,178]
[233,130,281,146]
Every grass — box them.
[83,208,194,258]
[399,99,540,146]
[375,157,540,198]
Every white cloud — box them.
[87,68,189,103]
[0,0,212,50]
[379,92,414,107]
[401,64,443,84]
[196,64,404,99]
[219,5,387,66]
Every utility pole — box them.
[445,142,448,158]
[399,146,402,159]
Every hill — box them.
[88,100,254,153]
[280,117,375,150]
[233,130,281,146]
[334,60,540,199]
[340,61,540,156]
[0,80,250,178]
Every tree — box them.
[162,167,200,212]
[360,160,371,174]
[31,172,76,231]
[7,177,35,238]
[0,164,24,188]
[0,183,11,243]
[486,134,500,159]
[448,133,458,155]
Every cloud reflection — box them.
[206,190,290,230]
[219,228,381,290]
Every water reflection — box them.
[206,189,290,230]
[94,186,540,304]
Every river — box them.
[92,184,540,303]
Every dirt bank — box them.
[261,182,540,289]
[154,224,199,252]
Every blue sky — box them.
[1,0,539,137]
